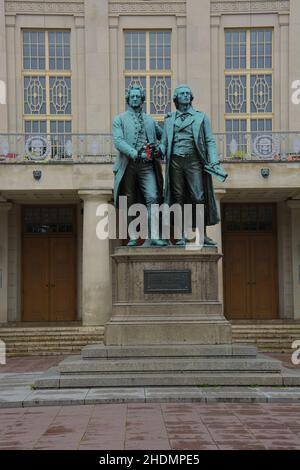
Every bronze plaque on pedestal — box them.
[144,269,192,294]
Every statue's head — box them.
[126,86,146,109]
[173,84,194,109]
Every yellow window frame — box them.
[22,29,72,134]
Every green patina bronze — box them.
[112,86,166,247]
[159,84,228,246]
[112,84,227,247]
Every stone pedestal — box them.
[35,246,290,390]
[104,246,232,345]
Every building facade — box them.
[0,0,300,327]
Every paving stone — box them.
[34,376,60,389]
[231,344,257,356]
[200,386,267,403]
[85,388,145,404]
[1,401,300,449]
[257,386,300,393]
[0,372,41,386]
[32,367,60,389]
[0,386,32,408]
[263,392,300,403]
[23,389,89,407]
[145,387,205,402]
[1,385,300,407]
[282,368,300,386]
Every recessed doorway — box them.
[222,203,278,320]
[22,205,77,321]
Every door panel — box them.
[49,237,76,321]
[23,237,49,321]
[223,203,278,320]
[250,236,277,319]
[224,235,250,319]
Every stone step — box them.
[7,349,83,356]
[6,342,101,350]
[232,332,300,338]
[233,339,297,345]
[233,339,295,345]
[0,326,104,356]
[255,343,295,347]
[35,372,286,388]
[232,324,300,328]
[232,327,300,334]
[0,328,104,335]
[233,328,300,330]
[7,351,78,357]
[7,342,96,350]
[1,336,104,342]
[59,356,282,374]
[3,337,103,345]
[233,342,294,351]
[81,343,257,359]
[4,344,102,357]
[231,323,300,352]
[233,345,297,350]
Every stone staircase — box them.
[1,321,299,357]
[231,321,300,353]
[0,325,104,357]
[34,343,300,388]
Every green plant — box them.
[230,150,247,160]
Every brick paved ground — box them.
[0,403,300,450]
[0,356,67,373]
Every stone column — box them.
[5,15,16,132]
[0,203,12,323]
[277,202,293,319]
[287,200,300,319]
[279,13,290,132]
[210,15,221,131]
[75,15,86,133]
[109,17,119,122]
[289,0,300,131]
[186,0,211,114]
[176,16,187,84]
[207,189,226,306]
[79,190,112,326]
[0,0,8,133]
[84,0,110,132]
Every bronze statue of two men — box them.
[112,84,227,247]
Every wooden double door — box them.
[223,204,278,320]
[22,206,76,322]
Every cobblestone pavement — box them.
[0,402,300,450]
